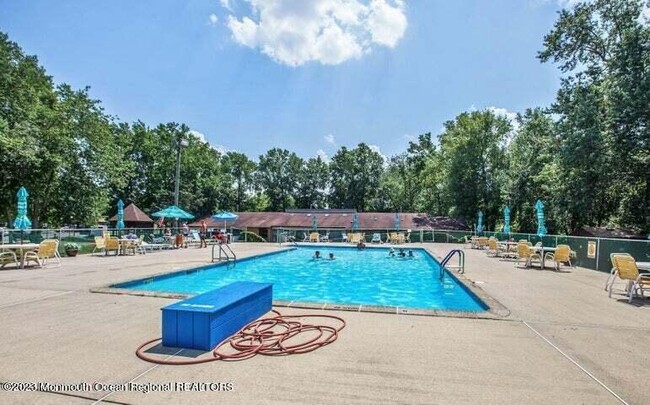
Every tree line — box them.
[1,0,648,235]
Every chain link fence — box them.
[273,227,649,273]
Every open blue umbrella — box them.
[212,211,238,230]
[311,214,318,230]
[116,199,125,230]
[393,212,401,230]
[351,213,359,231]
[476,211,484,234]
[503,206,511,234]
[535,200,547,237]
[151,205,195,220]
[13,187,31,243]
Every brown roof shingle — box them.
[191,212,469,231]
[109,203,153,223]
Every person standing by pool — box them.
[181,222,189,248]
[199,220,207,248]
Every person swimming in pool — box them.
[328,252,335,260]
[398,248,406,257]
[313,250,322,259]
[388,247,395,257]
[408,249,414,258]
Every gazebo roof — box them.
[109,203,153,223]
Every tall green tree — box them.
[296,156,329,209]
[222,151,257,211]
[439,110,511,230]
[505,108,561,233]
[257,148,303,211]
[329,143,384,211]
[539,0,650,232]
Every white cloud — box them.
[189,129,208,143]
[324,134,336,144]
[221,0,233,12]
[316,149,330,162]
[487,107,520,133]
[212,144,232,154]
[225,0,408,66]
[368,144,388,163]
[209,14,219,25]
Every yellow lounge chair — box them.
[309,232,319,243]
[486,239,500,257]
[609,254,650,303]
[544,244,571,271]
[92,236,106,255]
[515,242,541,268]
[105,237,120,255]
[0,249,19,269]
[24,239,60,268]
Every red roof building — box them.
[190,211,469,241]
[109,203,154,228]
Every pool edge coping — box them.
[90,245,511,320]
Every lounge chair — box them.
[544,244,571,271]
[486,239,501,257]
[605,252,633,292]
[0,249,19,269]
[104,237,120,255]
[515,242,541,268]
[609,254,650,303]
[187,231,201,247]
[349,233,364,244]
[92,236,106,256]
[476,237,489,250]
[309,232,319,243]
[24,239,60,268]
[320,232,329,242]
[371,233,382,244]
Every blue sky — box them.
[1,0,571,160]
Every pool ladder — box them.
[212,243,237,262]
[440,249,465,278]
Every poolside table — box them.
[0,243,40,269]
[529,246,556,269]
[637,262,650,273]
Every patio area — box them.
[0,243,648,404]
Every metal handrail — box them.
[440,249,465,278]
[211,243,236,262]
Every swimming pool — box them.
[114,246,487,312]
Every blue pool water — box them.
[115,246,486,312]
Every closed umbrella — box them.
[535,200,547,237]
[212,211,238,230]
[476,211,484,234]
[393,212,400,230]
[13,186,32,243]
[116,199,125,230]
[503,206,511,235]
[351,213,359,231]
[311,214,318,230]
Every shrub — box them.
[239,231,267,243]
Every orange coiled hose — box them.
[135,310,346,365]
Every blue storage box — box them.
[161,281,273,350]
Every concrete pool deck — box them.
[0,242,648,404]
